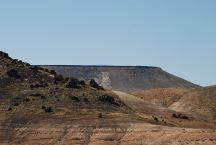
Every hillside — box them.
[0,51,216,145]
[169,86,216,122]
[40,65,199,92]
[0,51,133,136]
[133,86,216,123]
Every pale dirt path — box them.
[113,90,174,115]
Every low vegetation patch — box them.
[172,113,189,120]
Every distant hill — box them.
[40,65,199,92]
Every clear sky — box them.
[0,0,215,86]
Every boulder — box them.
[89,79,104,90]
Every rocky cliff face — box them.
[40,65,199,92]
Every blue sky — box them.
[0,0,215,86]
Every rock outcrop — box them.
[89,79,104,90]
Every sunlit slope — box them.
[169,86,216,122]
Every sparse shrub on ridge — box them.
[172,113,189,120]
